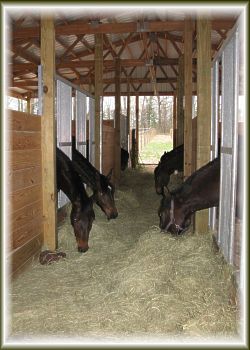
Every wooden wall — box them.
[7,110,43,276]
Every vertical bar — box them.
[38,65,43,116]
[209,59,220,230]
[127,84,131,156]
[135,94,139,165]
[114,57,121,183]
[76,90,87,157]
[229,29,239,264]
[218,35,235,262]
[94,33,103,172]
[56,80,72,208]
[89,97,95,165]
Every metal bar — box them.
[89,97,95,165]
[58,141,72,147]
[220,146,233,154]
[38,65,43,115]
[228,29,239,264]
[76,90,87,157]
[56,79,72,208]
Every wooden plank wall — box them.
[7,110,43,276]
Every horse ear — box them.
[106,168,113,181]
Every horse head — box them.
[154,164,170,195]
[70,198,95,253]
[158,188,191,235]
[93,169,118,220]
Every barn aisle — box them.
[9,167,239,344]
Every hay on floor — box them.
[9,167,239,343]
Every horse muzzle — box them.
[107,210,118,220]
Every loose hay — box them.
[9,167,239,343]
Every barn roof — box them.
[7,6,243,99]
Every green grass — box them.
[139,139,173,164]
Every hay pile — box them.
[8,167,239,344]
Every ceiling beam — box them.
[10,76,196,88]
[12,20,235,39]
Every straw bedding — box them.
[9,167,239,343]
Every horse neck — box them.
[179,161,219,214]
[73,149,101,189]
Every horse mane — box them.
[72,148,113,192]
[171,157,220,199]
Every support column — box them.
[26,94,31,114]
[135,94,139,165]
[184,17,193,179]
[94,33,103,172]
[195,16,211,233]
[127,81,131,156]
[114,57,121,183]
[176,55,184,146]
[41,16,57,250]
[173,92,177,148]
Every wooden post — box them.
[127,81,131,156]
[173,92,177,148]
[176,55,184,146]
[195,16,211,233]
[184,17,193,179]
[26,94,31,114]
[41,16,57,250]
[94,33,103,172]
[114,57,121,183]
[135,94,139,165]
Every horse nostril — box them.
[78,246,89,253]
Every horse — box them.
[57,147,95,253]
[158,157,220,235]
[72,137,118,220]
[121,148,129,171]
[154,144,184,195]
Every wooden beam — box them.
[195,16,211,234]
[184,17,193,179]
[41,16,57,250]
[114,57,121,183]
[12,20,235,39]
[94,33,103,172]
[11,58,184,73]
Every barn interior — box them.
[4,4,246,346]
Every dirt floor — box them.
[8,166,240,345]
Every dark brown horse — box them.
[158,157,220,235]
[57,147,95,252]
[72,136,118,220]
[154,144,184,195]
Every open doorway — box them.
[138,96,174,165]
